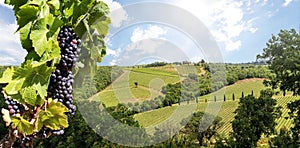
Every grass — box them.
[92,68,180,107]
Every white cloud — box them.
[226,40,241,51]
[173,0,246,52]
[106,47,121,57]
[249,27,258,33]
[283,0,293,7]
[0,21,26,65]
[130,25,167,43]
[101,0,128,28]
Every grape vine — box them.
[0,0,110,147]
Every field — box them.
[134,79,298,135]
[91,68,180,106]
[91,66,298,137]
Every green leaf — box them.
[20,86,43,106]
[13,62,54,98]
[11,116,34,136]
[88,2,110,26]
[33,83,47,101]
[0,67,14,84]
[91,17,110,37]
[36,100,69,130]
[73,0,94,25]
[30,19,48,56]
[28,0,46,6]
[4,79,25,95]
[16,4,39,30]
[48,0,60,10]
[19,22,33,52]
[47,17,63,38]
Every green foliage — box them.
[180,112,223,146]
[226,65,272,85]
[231,94,282,147]
[11,116,34,136]
[94,66,124,92]
[287,99,300,144]
[1,0,111,145]
[36,100,69,131]
[269,127,295,148]
[257,29,300,95]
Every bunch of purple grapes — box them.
[48,26,81,116]
[1,88,25,116]
[57,26,81,69]
[33,127,51,139]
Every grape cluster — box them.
[52,127,64,136]
[21,137,33,148]
[33,127,51,139]
[48,69,76,115]
[1,89,25,116]
[47,26,81,116]
[57,26,81,69]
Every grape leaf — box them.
[11,116,34,136]
[1,108,11,127]
[36,100,69,131]
[28,0,46,6]
[48,0,60,10]
[47,17,63,38]
[72,0,94,25]
[13,63,54,98]
[0,67,14,84]
[20,86,45,106]
[16,4,39,30]
[30,19,48,56]
[19,22,33,52]
[40,39,61,64]
[88,2,110,26]
[4,79,25,95]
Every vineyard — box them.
[92,68,180,106]
[133,79,298,136]
[0,0,299,147]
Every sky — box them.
[0,0,299,65]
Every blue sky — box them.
[0,0,299,65]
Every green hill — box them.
[134,79,298,135]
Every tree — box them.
[286,99,300,145]
[0,0,110,147]
[134,82,138,88]
[231,93,281,147]
[257,29,300,95]
[269,127,295,148]
[181,112,223,146]
[257,29,300,145]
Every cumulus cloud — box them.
[101,0,128,28]
[130,25,167,43]
[283,0,293,7]
[0,21,26,65]
[173,0,246,51]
